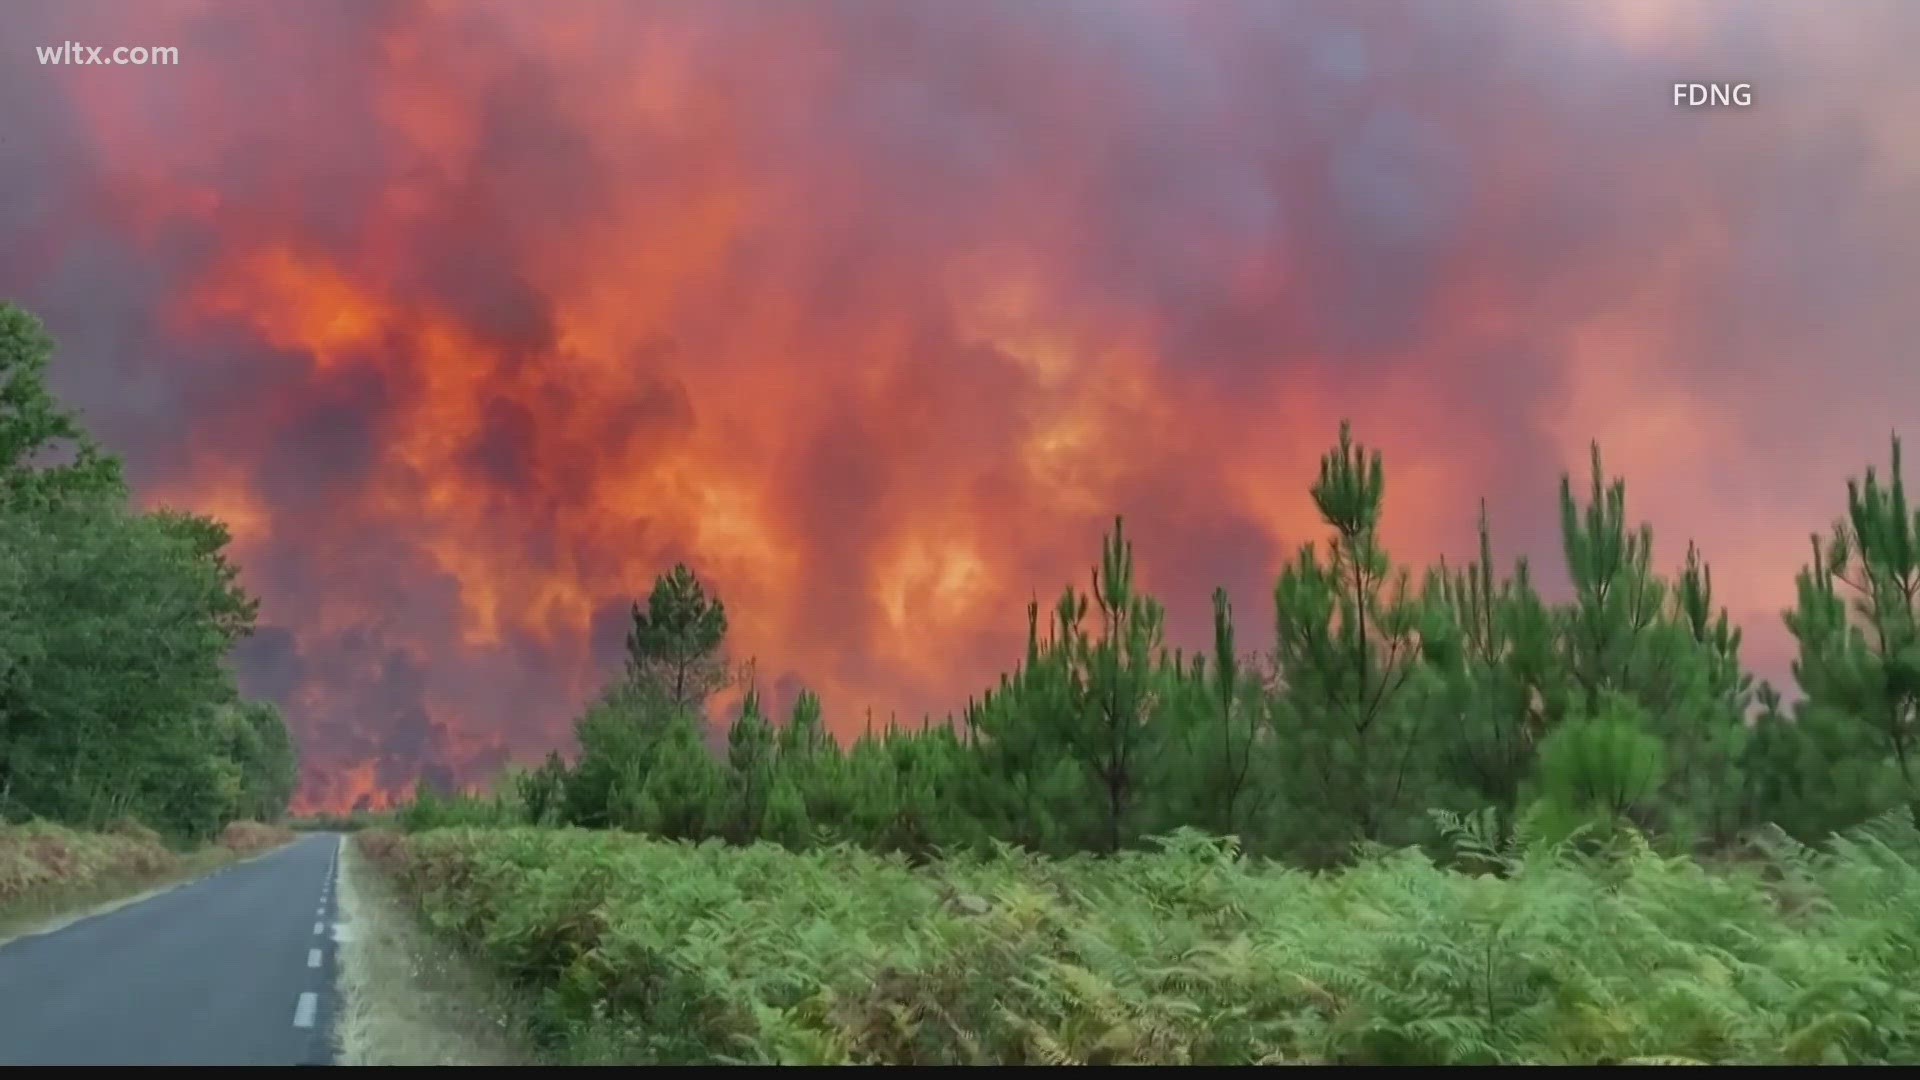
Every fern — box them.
[363,820,1920,1065]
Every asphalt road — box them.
[0,833,344,1066]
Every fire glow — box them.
[3,0,1918,811]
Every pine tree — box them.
[727,686,775,841]
[1270,423,1435,853]
[760,771,811,850]
[1423,502,1560,824]
[1670,540,1757,841]
[559,682,670,827]
[1207,586,1263,838]
[1784,434,1920,811]
[961,602,1089,854]
[1551,443,1751,847]
[1742,685,1901,842]
[621,710,726,840]
[1065,517,1167,854]
[779,688,829,758]
[1526,693,1667,845]
[625,563,733,710]
[516,750,570,826]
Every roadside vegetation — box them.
[367,410,1920,1063]
[289,811,393,834]
[0,819,295,942]
[0,302,298,926]
[364,816,1920,1065]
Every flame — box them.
[7,0,1919,811]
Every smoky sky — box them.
[2,0,1918,808]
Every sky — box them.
[2,0,1916,811]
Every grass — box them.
[358,814,1920,1066]
[0,818,296,945]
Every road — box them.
[0,833,343,1066]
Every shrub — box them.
[0,820,180,903]
[363,811,1920,1065]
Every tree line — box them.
[0,302,297,838]
[413,418,1919,868]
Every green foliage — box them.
[726,688,775,841]
[1268,423,1444,861]
[781,688,829,758]
[0,303,124,513]
[1422,502,1558,831]
[1742,691,1903,843]
[760,772,810,850]
[1046,517,1168,854]
[457,417,1920,876]
[626,563,735,709]
[366,409,1920,1065]
[619,709,728,840]
[0,497,289,836]
[556,682,673,829]
[216,700,300,824]
[1549,445,1754,848]
[0,301,292,838]
[375,813,1920,1065]
[1526,696,1666,845]
[398,775,529,833]
[516,751,570,827]
[1785,434,1920,812]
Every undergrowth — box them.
[360,809,1920,1065]
[0,819,182,903]
[0,818,296,939]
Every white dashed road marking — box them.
[277,838,354,1038]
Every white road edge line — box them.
[308,947,322,968]
[293,991,318,1029]
[313,921,324,935]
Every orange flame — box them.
[10,0,1920,810]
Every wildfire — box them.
[7,0,1917,811]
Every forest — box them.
[0,302,298,840]
[376,347,1920,1063]
[412,422,1918,867]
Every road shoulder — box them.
[329,835,541,1066]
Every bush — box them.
[364,811,1920,1065]
[218,820,295,854]
[0,820,180,903]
